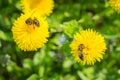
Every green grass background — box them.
[0,0,120,80]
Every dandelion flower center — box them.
[24,17,40,33]
[70,29,107,65]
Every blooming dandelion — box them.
[20,0,54,16]
[12,12,49,51]
[109,0,120,12]
[70,29,106,65]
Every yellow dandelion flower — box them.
[70,29,106,65]
[12,12,49,51]
[20,0,54,16]
[109,0,120,12]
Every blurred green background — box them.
[0,0,120,80]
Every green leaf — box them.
[27,74,39,80]
[23,58,33,70]
[63,74,76,80]
[63,58,73,69]
[33,52,41,66]
[0,40,1,48]
[63,20,83,38]
[60,41,71,54]
[39,66,44,77]
[0,30,7,41]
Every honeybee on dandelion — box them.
[12,12,49,51]
[25,18,33,25]
[78,44,85,61]
[25,17,40,27]
[70,29,106,65]
[33,18,40,27]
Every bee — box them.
[25,18,40,27]
[33,18,40,27]
[78,51,84,61]
[78,44,85,60]
[25,18,33,25]
[78,44,85,51]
